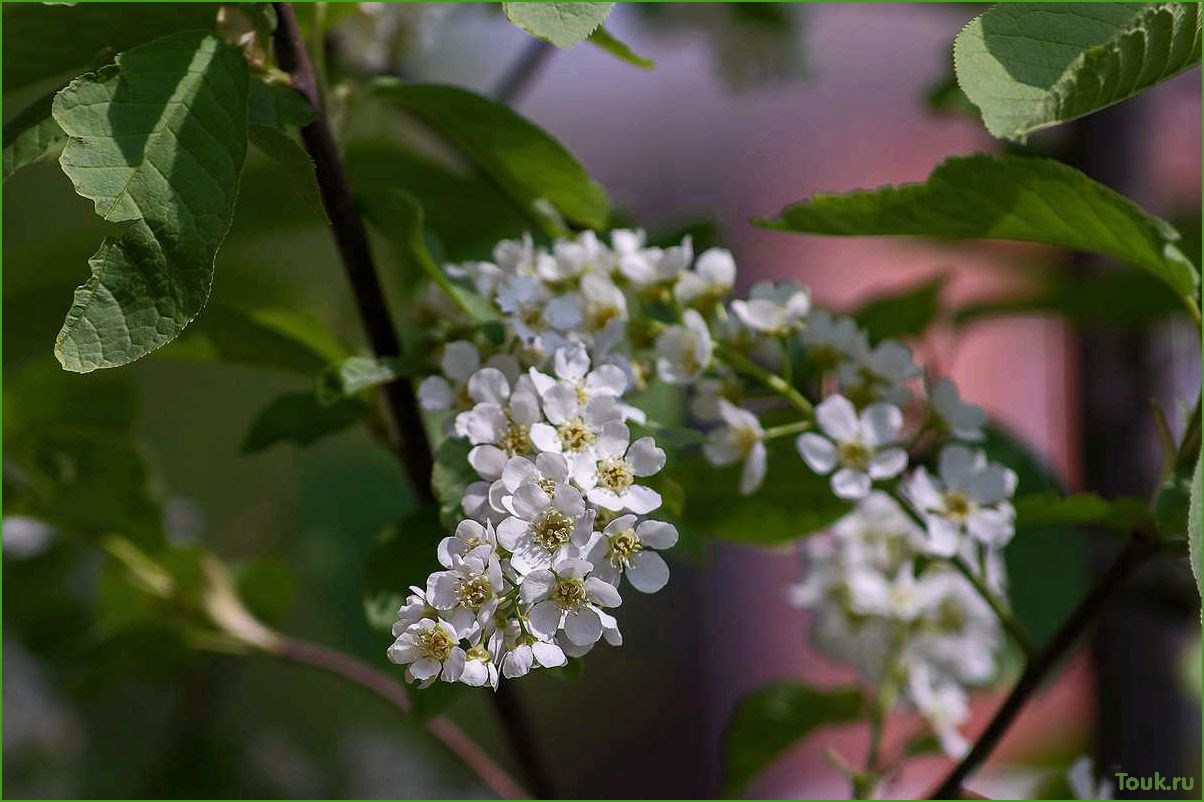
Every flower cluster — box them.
[390,228,1019,714]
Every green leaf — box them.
[363,506,443,631]
[431,436,476,529]
[3,88,66,182]
[1154,460,1195,541]
[236,556,297,625]
[723,681,863,795]
[588,25,655,69]
[670,438,851,544]
[248,78,316,128]
[248,125,326,220]
[1189,454,1202,601]
[954,3,1202,142]
[368,80,610,230]
[166,302,348,375]
[850,276,945,343]
[503,2,614,48]
[51,31,250,372]
[241,391,368,454]
[2,3,220,94]
[317,355,408,403]
[360,187,497,321]
[1014,491,1153,535]
[758,153,1199,304]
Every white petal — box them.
[556,557,592,580]
[459,659,490,687]
[627,437,666,476]
[531,640,566,668]
[586,364,627,397]
[511,483,550,520]
[816,395,859,442]
[591,558,621,587]
[542,384,579,425]
[595,420,630,460]
[860,403,903,446]
[502,644,533,678]
[554,345,590,382]
[441,340,481,382]
[739,442,768,495]
[584,576,622,607]
[626,551,670,593]
[831,468,871,499]
[519,569,556,604]
[528,600,562,639]
[468,445,508,479]
[797,433,837,474]
[636,519,678,549]
[410,658,442,680]
[563,607,602,645]
[467,368,510,405]
[501,456,538,492]
[418,376,453,411]
[529,422,563,454]
[868,447,908,479]
[622,485,662,514]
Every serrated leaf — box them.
[1155,461,1194,540]
[851,276,945,343]
[360,187,498,320]
[51,31,250,372]
[723,681,863,795]
[317,355,409,403]
[241,391,368,454]
[503,2,614,48]
[588,25,655,68]
[165,302,348,375]
[758,153,1199,304]
[368,80,610,230]
[249,124,326,219]
[1014,491,1153,534]
[363,506,443,631]
[955,3,1202,142]
[248,78,316,128]
[1188,454,1202,601]
[2,3,220,94]
[3,89,66,183]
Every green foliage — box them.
[670,438,851,545]
[503,2,615,48]
[758,153,1199,305]
[955,3,1202,142]
[1014,491,1153,535]
[588,26,655,69]
[241,391,369,454]
[1,3,220,94]
[1154,460,1195,541]
[723,681,863,795]
[368,79,610,231]
[166,303,348,375]
[431,436,477,529]
[3,88,66,182]
[247,78,316,128]
[362,506,442,631]
[317,355,408,402]
[52,31,250,372]
[1189,454,1202,601]
[851,276,945,343]
[248,125,326,220]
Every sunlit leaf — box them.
[3,88,66,182]
[850,276,945,343]
[589,25,655,68]
[503,2,614,48]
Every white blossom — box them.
[796,394,908,499]
[906,662,970,758]
[522,556,622,646]
[426,546,504,636]
[674,247,736,307]
[904,444,1017,555]
[387,618,466,687]
[655,309,713,384]
[730,280,811,335]
[585,514,678,593]
[929,378,987,442]
[838,339,919,405]
[800,309,868,369]
[496,482,595,574]
[575,421,666,513]
[703,399,767,495]
[618,235,693,288]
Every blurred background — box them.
[3,3,1200,799]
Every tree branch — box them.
[929,535,1156,798]
[493,37,554,105]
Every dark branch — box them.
[493,37,554,104]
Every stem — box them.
[271,2,434,503]
[950,555,1034,658]
[493,37,554,104]
[929,536,1156,799]
[762,420,811,441]
[271,6,553,795]
[272,637,530,800]
[716,344,815,418]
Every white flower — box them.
[674,247,736,307]
[528,345,627,406]
[904,444,1017,555]
[496,482,594,574]
[580,272,628,335]
[390,587,435,636]
[418,341,522,413]
[460,480,505,525]
[437,519,499,568]
[1068,757,1112,801]
[529,385,623,459]
[655,309,713,385]
[846,560,923,621]
[829,492,922,574]
[426,547,504,635]
[906,663,970,759]
[445,259,503,299]
[908,569,1001,685]
[575,421,665,513]
[929,378,986,442]
[730,281,811,335]
[800,309,868,369]
[689,374,743,423]
[618,235,693,288]
[455,369,544,479]
[522,556,622,646]
[557,607,622,658]
[459,634,500,689]
[703,400,767,495]
[585,514,678,593]
[838,339,919,405]
[549,230,613,282]
[387,618,466,686]
[500,638,568,679]
[796,395,908,499]
[495,274,582,353]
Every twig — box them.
[950,555,1033,658]
[716,343,815,417]
[273,637,530,800]
[493,37,554,105]
[270,2,434,502]
[929,536,1156,799]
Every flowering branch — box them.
[949,554,1033,658]
[715,342,815,417]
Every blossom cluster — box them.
[388,227,1020,731]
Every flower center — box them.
[808,344,842,369]
[936,598,967,632]
[417,625,454,661]
[598,458,634,493]
[607,529,641,562]
[537,477,557,496]
[736,426,760,456]
[532,508,574,550]
[520,306,545,329]
[557,417,596,452]
[588,304,621,331]
[551,577,588,611]
[499,422,531,456]
[837,440,871,471]
[455,575,493,610]
[942,491,972,523]
[465,644,490,663]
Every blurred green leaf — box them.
[362,505,442,632]
[368,79,610,230]
[758,154,1200,304]
[1014,491,1153,535]
[723,681,863,795]
[431,436,476,530]
[1154,460,1194,541]
[851,276,944,343]
[247,78,315,128]
[1189,454,1202,602]
[3,87,66,182]
[2,3,220,94]
[52,31,249,372]
[955,3,1201,142]
[317,355,409,403]
[248,125,326,220]
[589,26,655,69]
[503,2,614,48]
[165,302,348,375]
[241,391,369,454]
[236,556,297,625]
